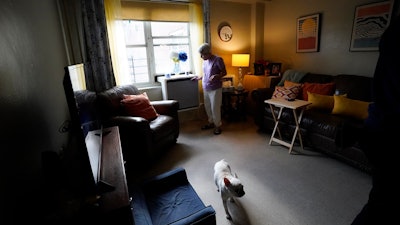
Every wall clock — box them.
[218,24,233,42]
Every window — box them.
[122,20,192,85]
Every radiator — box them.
[157,75,199,110]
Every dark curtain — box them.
[81,0,115,92]
[58,0,85,64]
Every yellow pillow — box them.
[307,92,335,111]
[307,92,347,111]
[331,95,370,120]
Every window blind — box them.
[121,1,189,21]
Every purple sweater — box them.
[202,55,227,91]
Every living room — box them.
[1,0,398,224]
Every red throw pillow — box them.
[121,92,159,121]
[301,82,335,101]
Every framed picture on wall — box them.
[267,63,282,76]
[253,63,265,75]
[296,13,321,53]
[349,1,393,51]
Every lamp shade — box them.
[232,54,250,67]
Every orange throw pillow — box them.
[121,92,159,121]
[302,82,335,101]
[284,80,302,88]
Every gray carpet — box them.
[130,116,372,225]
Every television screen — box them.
[63,64,99,197]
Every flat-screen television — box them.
[63,64,113,197]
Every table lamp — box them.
[232,54,250,91]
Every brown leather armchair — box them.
[75,84,180,170]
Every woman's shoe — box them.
[213,127,222,135]
[201,123,215,130]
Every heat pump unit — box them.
[157,75,199,110]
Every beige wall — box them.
[264,0,385,77]
[210,1,252,84]
[213,0,398,77]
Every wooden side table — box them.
[264,98,311,153]
[222,89,249,121]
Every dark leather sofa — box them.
[75,84,180,170]
[251,73,373,173]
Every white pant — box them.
[203,88,222,127]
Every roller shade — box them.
[121,1,189,21]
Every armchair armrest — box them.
[170,206,216,225]
[103,116,150,130]
[151,100,179,117]
[103,116,153,164]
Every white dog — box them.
[213,159,245,220]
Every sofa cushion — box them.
[130,168,216,225]
[121,92,159,121]
[333,75,372,101]
[307,92,335,112]
[272,85,301,100]
[301,110,344,140]
[307,92,347,112]
[301,82,335,101]
[264,107,342,141]
[331,95,370,120]
[300,73,334,84]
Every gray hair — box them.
[198,43,211,54]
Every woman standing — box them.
[193,43,227,135]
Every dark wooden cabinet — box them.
[222,90,249,121]
[43,126,133,225]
